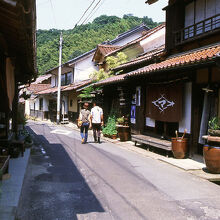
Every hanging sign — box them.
[146,85,182,122]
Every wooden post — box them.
[12,80,18,139]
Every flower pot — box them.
[25,140,33,148]
[117,125,130,142]
[208,129,220,137]
[111,134,117,139]
[171,138,188,159]
[203,144,220,174]
[9,147,20,158]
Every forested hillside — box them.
[37,15,161,75]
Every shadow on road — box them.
[16,126,104,220]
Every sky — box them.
[36,0,168,30]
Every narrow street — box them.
[16,121,220,220]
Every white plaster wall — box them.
[29,99,35,110]
[74,53,98,82]
[36,98,40,111]
[179,82,192,134]
[25,100,30,115]
[61,95,68,114]
[140,27,165,53]
[43,97,49,111]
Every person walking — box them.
[90,102,103,143]
[78,102,91,144]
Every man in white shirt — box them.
[90,102,103,143]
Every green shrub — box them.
[102,115,117,136]
[208,117,220,130]
[117,116,125,125]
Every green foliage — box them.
[25,134,32,143]
[208,117,220,130]
[117,116,125,124]
[37,15,161,75]
[90,68,109,81]
[78,85,102,99]
[106,52,128,70]
[102,115,117,136]
[93,15,121,25]
[78,86,94,99]
[90,52,127,82]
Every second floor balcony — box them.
[174,14,220,46]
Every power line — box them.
[49,0,57,27]
[75,0,96,26]
[82,0,106,25]
[80,0,102,25]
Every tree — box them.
[37,15,160,75]
[89,52,127,82]
[106,52,128,70]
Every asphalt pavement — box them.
[15,121,220,220]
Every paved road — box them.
[16,121,220,220]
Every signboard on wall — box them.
[146,85,182,122]
[130,105,136,124]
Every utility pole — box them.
[56,32,62,124]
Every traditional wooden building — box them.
[95,0,220,157]
[94,24,166,123]
[0,0,36,139]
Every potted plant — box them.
[117,117,125,125]
[102,115,118,139]
[24,134,33,148]
[116,116,130,141]
[203,117,220,174]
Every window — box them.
[66,72,72,85]
[70,99,73,107]
[61,72,72,86]
[39,98,43,110]
[61,74,65,86]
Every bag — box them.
[78,120,83,127]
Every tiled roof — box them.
[94,73,127,87]
[27,84,51,93]
[94,43,220,86]
[109,23,149,44]
[127,43,220,77]
[98,45,120,56]
[37,80,93,94]
[105,23,165,57]
[113,45,165,71]
[36,86,65,95]
[92,44,121,62]
[62,79,92,91]
[32,74,51,84]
